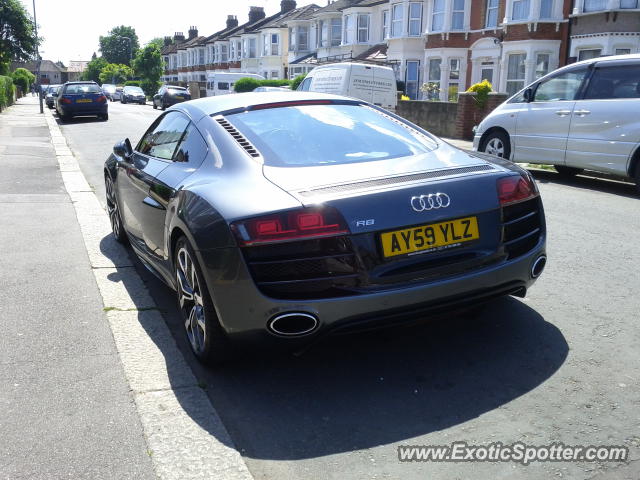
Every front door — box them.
[513,66,589,165]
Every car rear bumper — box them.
[58,105,108,116]
[197,237,546,344]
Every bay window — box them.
[583,0,606,11]
[432,0,445,31]
[405,60,420,100]
[391,3,403,37]
[408,3,422,36]
[343,14,355,44]
[382,10,389,40]
[358,14,370,43]
[535,53,549,79]
[539,0,553,18]
[512,0,530,20]
[486,0,499,28]
[298,26,309,51]
[451,0,465,30]
[331,18,342,46]
[506,53,526,96]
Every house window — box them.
[448,58,461,101]
[343,15,355,44]
[263,34,269,55]
[512,0,530,20]
[451,0,465,30]
[271,34,279,55]
[506,53,526,96]
[405,60,420,100]
[427,58,441,100]
[298,26,309,51]
[221,44,228,62]
[199,49,205,65]
[230,42,235,60]
[481,62,495,83]
[486,0,499,27]
[535,53,549,78]
[249,38,256,58]
[318,20,326,47]
[271,71,279,79]
[358,14,370,43]
[382,10,390,40]
[578,48,601,61]
[620,0,638,7]
[331,18,342,46]
[432,0,445,31]
[391,3,404,37]
[289,28,295,51]
[236,41,242,60]
[616,48,631,55]
[408,3,422,36]
[540,0,553,18]
[583,0,606,11]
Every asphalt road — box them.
[59,101,640,480]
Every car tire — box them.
[105,175,127,244]
[174,236,231,366]
[634,165,640,196]
[100,113,109,121]
[481,130,511,159]
[153,101,157,109]
[161,101,167,111]
[555,165,583,177]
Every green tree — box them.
[11,67,34,93]
[81,56,108,82]
[98,63,133,85]
[0,0,38,70]
[146,37,165,50]
[132,43,163,96]
[99,26,139,65]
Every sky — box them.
[20,0,319,64]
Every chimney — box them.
[163,36,172,46]
[188,26,198,40]
[226,15,238,29]
[249,6,265,24]
[281,0,296,12]
[174,32,185,43]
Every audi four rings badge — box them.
[411,193,451,212]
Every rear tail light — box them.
[497,174,538,206]
[231,207,349,246]
[61,97,72,104]
[96,95,106,103]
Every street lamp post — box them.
[32,0,43,113]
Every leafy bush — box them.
[400,95,410,101]
[466,79,493,109]
[290,74,306,91]
[233,77,261,93]
[11,67,35,95]
[0,75,15,111]
[124,80,141,87]
[258,79,290,88]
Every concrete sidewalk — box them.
[0,97,156,479]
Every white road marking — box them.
[44,109,254,480]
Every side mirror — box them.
[523,88,533,103]
[113,138,133,158]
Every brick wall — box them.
[397,100,459,138]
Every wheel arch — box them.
[479,126,511,151]
[627,144,640,178]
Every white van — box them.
[297,62,397,111]
[206,72,265,96]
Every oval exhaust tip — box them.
[268,313,319,337]
[531,255,547,278]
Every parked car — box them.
[112,86,123,101]
[104,91,547,365]
[474,53,640,193]
[297,62,397,111]
[206,72,264,96]
[153,85,191,110]
[55,81,108,121]
[45,84,61,109]
[121,86,146,105]
[101,83,117,101]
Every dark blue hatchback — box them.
[56,81,108,121]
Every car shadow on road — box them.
[99,235,568,461]
[530,169,638,199]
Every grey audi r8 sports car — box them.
[104,92,547,365]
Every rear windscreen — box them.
[168,88,186,94]
[224,104,436,167]
[65,84,101,94]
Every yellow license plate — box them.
[381,216,479,258]
[76,98,92,103]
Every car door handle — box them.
[142,196,165,210]
[574,109,591,116]
[555,110,572,116]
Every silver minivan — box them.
[473,54,640,193]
